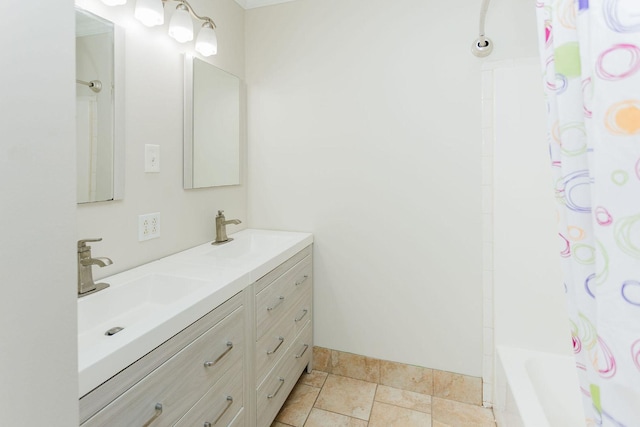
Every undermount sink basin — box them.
[171,230,299,267]
[78,273,208,339]
[207,233,293,258]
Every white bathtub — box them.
[493,346,585,427]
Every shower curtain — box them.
[536,0,640,425]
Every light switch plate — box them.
[145,144,160,173]
[139,212,160,241]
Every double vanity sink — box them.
[78,229,314,426]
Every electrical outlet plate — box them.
[138,212,161,241]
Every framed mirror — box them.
[184,55,240,189]
[75,8,124,203]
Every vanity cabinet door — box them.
[254,246,313,427]
[255,285,312,386]
[290,286,312,341]
[255,255,312,340]
[174,361,243,427]
[256,322,313,427]
[82,307,244,427]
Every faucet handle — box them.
[217,210,224,217]
[78,238,103,249]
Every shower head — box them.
[471,36,494,57]
[472,0,494,57]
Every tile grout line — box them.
[301,377,322,427]
[368,382,378,426]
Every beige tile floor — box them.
[271,370,496,427]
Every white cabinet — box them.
[81,293,244,427]
[256,323,312,427]
[254,246,313,427]
[79,245,313,427]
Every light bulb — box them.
[195,23,217,56]
[168,4,193,43]
[101,0,127,5]
[134,0,164,27]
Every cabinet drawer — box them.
[82,307,244,427]
[174,360,243,427]
[228,408,244,427]
[255,286,312,386]
[254,246,312,294]
[290,286,312,340]
[256,255,312,340]
[256,322,313,427]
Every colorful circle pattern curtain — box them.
[536,0,640,424]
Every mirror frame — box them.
[184,55,195,189]
[75,7,125,204]
[183,54,240,189]
[112,24,125,201]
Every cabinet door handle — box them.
[204,395,233,426]
[294,309,308,323]
[267,296,285,311]
[295,344,309,359]
[142,403,163,427]
[295,275,309,286]
[267,377,285,399]
[204,341,233,367]
[266,336,285,355]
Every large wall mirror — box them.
[75,8,124,203]
[184,55,240,189]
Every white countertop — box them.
[78,229,313,398]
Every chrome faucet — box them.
[213,210,241,244]
[78,238,113,297]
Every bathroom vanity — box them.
[78,229,313,427]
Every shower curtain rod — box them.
[472,0,493,57]
[76,79,102,93]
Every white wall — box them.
[491,60,573,356]
[75,0,247,278]
[246,0,539,376]
[0,2,78,425]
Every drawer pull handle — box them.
[204,341,233,368]
[267,336,285,355]
[204,395,233,426]
[295,344,310,359]
[295,275,309,286]
[142,403,163,427]
[268,377,285,399]
[267,296,285,311]
[294,309,308,323]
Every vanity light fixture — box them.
[195,22,217,56]
[168,3,194,43]
[101,0,218,56]
[133,0,165,27]
[137,0,217,55]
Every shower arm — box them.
[478,0,490,47]
[76,79,103,93]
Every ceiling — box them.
[233,0,298,9]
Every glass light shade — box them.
[101,0,127,5]
[134,0,164,27]
[195,24,218,56]
[168,5,193,43]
